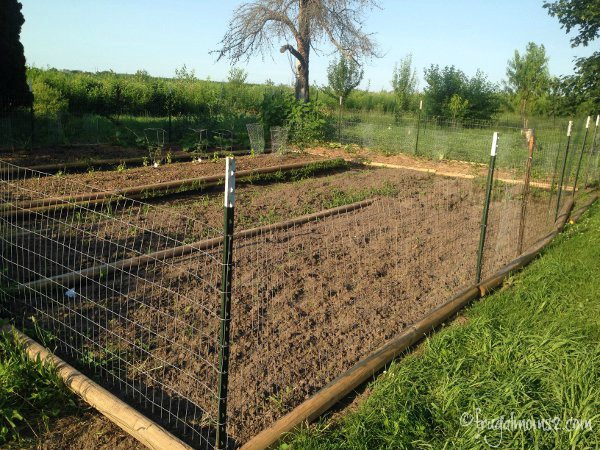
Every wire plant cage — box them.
[270,126,289,155]
[246,123,265,154]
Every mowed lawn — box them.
[288,203,600,449]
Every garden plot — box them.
[3,165,555,445]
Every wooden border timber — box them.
[0,152,191,175]
[0,324,193,450]
[0,158,341,216]
[20,198,374,292]
[241,194,598,450]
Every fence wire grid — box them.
[0,162,230,448]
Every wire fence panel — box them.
[226,172,487,441]
[0,162,225,449]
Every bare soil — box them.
[0,145,157,167]
[306,145,490,177]
[4,153,327,202]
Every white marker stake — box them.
[596,115,599,127]
[586,116,591,129]
[419,100,423,110]
[224,157,236,208]
[490,131,499,156]
[567,120,573,137]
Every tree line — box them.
[4,0,596,129]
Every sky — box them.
[20,0,596,92]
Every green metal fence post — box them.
[583,114,599,189]
[216,157,235,450]
[415,99,422,155]
[555,121,573,221]
[475,131,499,284]
[572,116,591,199]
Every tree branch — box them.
[280,44,305,65]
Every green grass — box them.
[287,202,600,449]
[0,324,76,445]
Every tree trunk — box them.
[295,0,310,102]
[295,56,309,102]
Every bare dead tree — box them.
[213,0,380,102]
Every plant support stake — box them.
[517,131,535,255]
[555,121,573,220]
[415,99,423,155]
[475,132,499,283]
[217,157,235,450]
[572,116,591,198]
[583,115,599,189]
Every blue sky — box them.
[20,0,595,91]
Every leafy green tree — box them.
[463,70,501,120]
[544,0,600,110]
[323,56,364,106]
[391,54,418,116]
[0,0,31,112]
[423,65,499,121]
[227,67,249,110]
[504,42,550,126]
[423,65,466,117]
[31,80,68,117]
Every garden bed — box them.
[6,166,555,445]
[1,153,330,203]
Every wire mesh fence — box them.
[0,113,598,448]
[0,162,227,448]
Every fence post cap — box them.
[490,132,499,156]
[224,157,236,208]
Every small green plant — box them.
[142,156,149,167]
[0,326,76,443]
[166,151,173,164]
[268,386,293,413]
[212,152,220,163]
[149,145,163,166]
[116,161,126,172]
